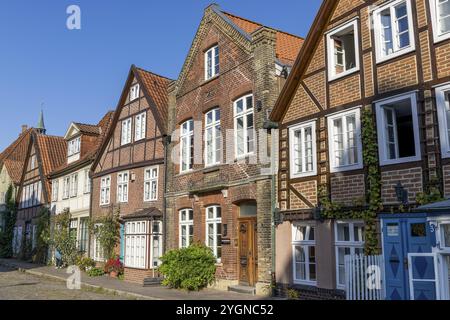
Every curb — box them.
[0,261,158,300]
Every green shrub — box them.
[76,256,96,272]
[87,267,105,277]
[158,243,217,291]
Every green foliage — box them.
[91,207,121,260]
[319,108,382,255]
[158,243,217,291]
[416,187,444,206]
[52,209,78,266]
[0,185,17,258]
[287,288,300,300]
[76,256,96,272]
[87,267,105,277]
[33,207,51,263]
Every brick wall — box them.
[330,174,365,206]
[381,167,423,204]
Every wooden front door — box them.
[238,218,257,286]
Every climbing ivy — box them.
[0,185,17,258]
[416,187,444,206]
[319,107,382,255]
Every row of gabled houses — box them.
[1,0,450,300]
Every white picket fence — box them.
[345,255,385,300]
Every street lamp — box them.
[395,182,408,205]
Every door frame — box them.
[237,217,257,286]
[408,253,440,300]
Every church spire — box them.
[36,109,46,135]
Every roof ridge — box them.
[73,122,99,127]
[134,66,174,82]
[221,10,304,40]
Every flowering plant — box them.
[103,257,124,275]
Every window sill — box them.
[433,32,450,45]
[290,171,317,180]
[204,75,219,84]
[375,46,415,65]
[329,163,364,174]
[203,165,222,174]
[293,280,317,287]
[144,199,158,203]
[379,156,422,167]
[234,153,256,162]
[328,68,360,82]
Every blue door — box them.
[382,216,432,300]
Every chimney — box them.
[21,125,28,134]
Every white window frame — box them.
[326,19,360,81]
[179,209,194,248]
[151,221,163,268]
[234,94,255,158]
[100,176,111,206]
[52,180,59,202]
[124,221,148,269]
[292,223,317,286]
[130,83,140,101]
[180,120,194,173]
[144,166,159,202]
[205,45,219,81]
[204,108,222,167]
[121,117,132,146]
[93,223,105,262]
[327,108,364,173]
[289,121,317,179]
[430,0,450,43]
[70,174,78,198]
[84,169,91,194]
[68,137,81,157]
[135,112,146,141]
[375,92,421,166]
[205,206,222,262]
[373,0,416,63]
[63,177,70,200]
[117,171,129,203]
[436,83,450,158]
[334,220,365,289]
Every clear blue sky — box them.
[0,0,322,150]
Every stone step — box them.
[143,277,164,287]
[228,285,256,295]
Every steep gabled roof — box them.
[35,134,67,177]
[91,66,172,173]
[49,110,115,178]
[1,129,33,185]
[222,11,304,65]
[270,0,339,122]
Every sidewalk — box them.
[0,259,262,300]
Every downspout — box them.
[162,134,171,255]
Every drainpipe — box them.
[162,134,171,255]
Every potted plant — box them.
[104,257,123,278]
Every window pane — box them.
[294,246,306,280]
[354,225,365,242]
[443,224,450,247]
[337,224,350,242]
[309,246,316,281]
[294,130,303,173]
[333,118,344,166]
[236,99,244,114]
[381,10,393,55]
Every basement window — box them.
[326,19,360,80]
[430,0,450,43]
[375,93,421,166]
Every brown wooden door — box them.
[238,218,257,286]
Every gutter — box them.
[162,135,170,254]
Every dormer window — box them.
[68,137,81,157]
[205,45,219,80]
[130,84,140,101]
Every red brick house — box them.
[270,0,450,299]
[90,65,172,284]
[165,4,303,295]
[15,122,67,259]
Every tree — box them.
[0,185,17,258]
[52,209,78,266]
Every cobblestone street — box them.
[0,266,134,300]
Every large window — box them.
[70,174,78,198]
[125,221,148,269]
[84,170,91,194]
[430,0,450,42]
[206,206,222,262]
[179,209,194,248]
[117,172,129,203]
[180,120,194,173]
[289,121,317,178]
[130,83,140,101]
[375,93,421,165]
[144,166,158,202]
[205,45,219,80]
[100,176,111,205]
[68,137,81,157]
[327,109,363,172]
[292,224,316,285]
[234,94,255,158]
[326,19,360,80]
[135,112,146,141]
[373,0,415,63]
[205,108,221,166]
[78,218,89,253]
[121,117,132,146]
[20,182,42,209]
[436,84,450,158]
[335,221,365,288]
[63,177,70,200]
[93,224,105,262]
[52,180,59,202]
